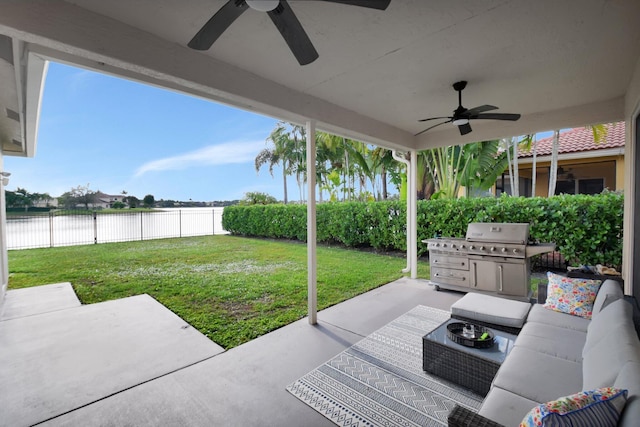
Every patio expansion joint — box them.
[318,319,367,340]
[29,350,226,426]
[0,303,83,322]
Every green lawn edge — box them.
[8,235,430,349]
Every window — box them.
[578,179,605,195]
[496,175,531,197]
[555,180,576,195]
[555,178,604,195]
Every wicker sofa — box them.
[448,279,640,427]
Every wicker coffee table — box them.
[422,318,517,396]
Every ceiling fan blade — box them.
[458,123,472,135]
[317,0,391,10]
[188,0,249,50]
[415,120,452,136]
[464,105,498,117]
[268,1,319,65]
[418,116,452,122]
[471,113,521,121]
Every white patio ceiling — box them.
[1,0,639,156]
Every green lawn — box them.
[8,235,430,349]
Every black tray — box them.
[447,322,494,349]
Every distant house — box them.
[496,122,625,197]
[92,192,126,209]
[31,196,58,208]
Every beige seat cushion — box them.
[614,362,640,427]
[492,346,583,403]
[479,386,540,427]
[592,279,624,317]
[526,304,590,332]
[451,292,531,328]
[583,315,640,390]
[515,322,586,363]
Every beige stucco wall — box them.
[616,156,625,191]
[516,156,622,197]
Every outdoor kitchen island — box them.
[424,223,555,300]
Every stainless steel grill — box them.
[424,223,555,300]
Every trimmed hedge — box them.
[222,193,623,268]
[6,207,52,213]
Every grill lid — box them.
[465,223,529,245]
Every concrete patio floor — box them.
[0,277,463,426]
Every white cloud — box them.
[67,68,100,93]
[134,140,264,177]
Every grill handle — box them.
[498,265,503,292]
[472,262,477,288]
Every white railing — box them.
[6,208,226,250]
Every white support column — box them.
[392,150,411,273]
[0,155,8,306]
[409,149,418,279]
[306,120,317,324]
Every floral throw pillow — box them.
[520,387,628,427]
[543,272,602,319]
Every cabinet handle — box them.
[472,262,477,287]
[498,265,503,292]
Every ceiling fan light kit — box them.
[245,0,279,12]
[416,80,521,136]
[188,0,391,65]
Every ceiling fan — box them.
[188,0,391,66]
[416,81,521,136]
[557,166,575,180]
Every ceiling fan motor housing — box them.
[415,81,521,136]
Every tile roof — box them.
[519,122,625,158]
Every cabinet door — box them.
[469,260,497,291]
[496,262,527,296]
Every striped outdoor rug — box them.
[286,306,483,426]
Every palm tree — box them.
[426,146,467,199]
[344,141,373,201]
[528,134,538,197]
[423,140,507,199]
[342,138,352,201]
[369,147,398,200]
[416,151,435,200]
[504,137,516,196]
[257,123,410,203]
[504,136,537,197]
[287,124,307,202]
[255,122,292,204]
[547,130,560,196]
[512,138,519,196]
[315,131,347,202]
[255,147,281,194]
[459,140,509,194]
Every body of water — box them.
[6,207,227,250]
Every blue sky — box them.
[4,62,286,201]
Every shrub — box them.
[222,193,624,268]
[239,191,278,206]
